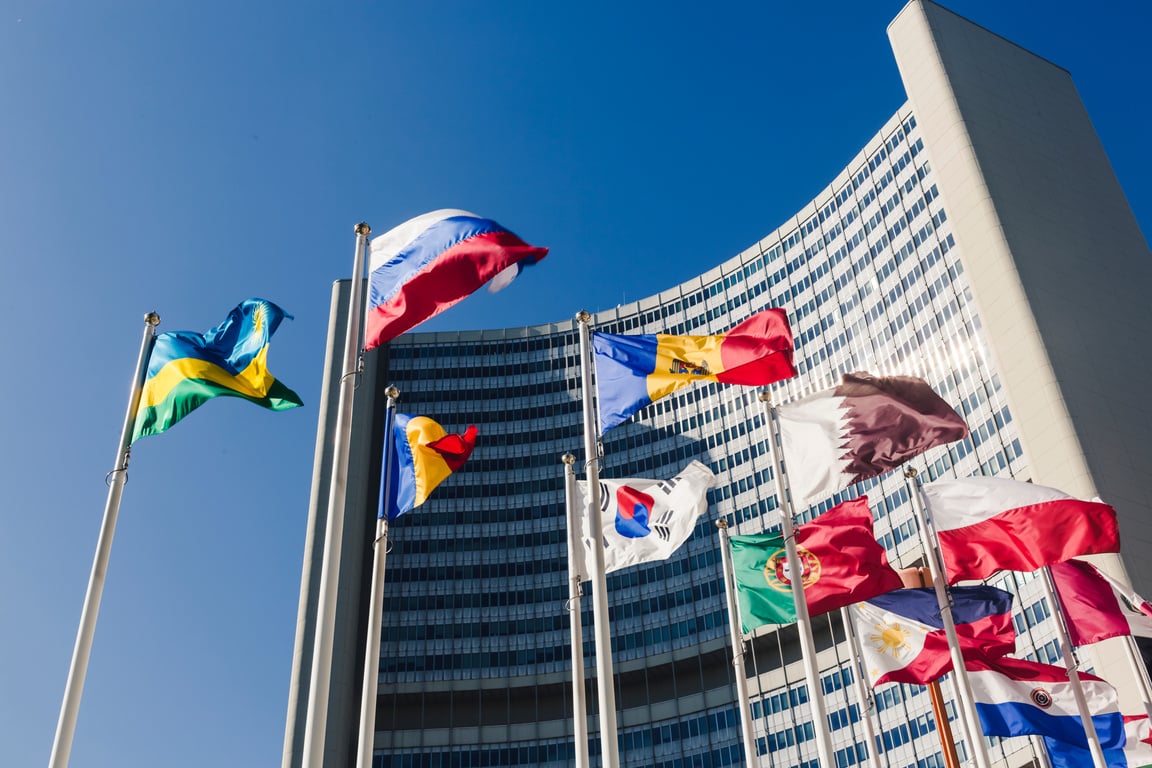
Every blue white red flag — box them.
[576,461,715,578]
[365,210,547,350]
[967,655,1124,750]
[850,585,1014,686]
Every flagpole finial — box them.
[385,386,400,400]
[576,310,591,324]
[904,467,919,478]
[757,391,772,404]
[561,453,575,465]
[715,519,729,530]
[144,312,160,327]
[355,222,371,236]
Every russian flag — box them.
[851,585,1014,686]
[968,655,1124,750]
[365,210,547,350]
[1051,559,1152,647]
[923,476,1120,584]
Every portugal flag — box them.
[728,497,902,632]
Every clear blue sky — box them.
[1,2,1148,766]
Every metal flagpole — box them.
[759,392,836,767]
[50,311,160,768]
[575,310,620,768]
[903,469,993,768]
[716,519,761,766]
[839,607,883,768]
[562,453,591,768]
[302,222,371,768]
[907,568,962,768]
[355,386,400,768]
[1038,566,1110,768]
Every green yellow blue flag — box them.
[132,298,303,442]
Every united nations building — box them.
[283,2,1152,766]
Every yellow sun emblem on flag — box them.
[251,301,268,334]
[868,621,913,659]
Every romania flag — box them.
[381,414,477,520]
[592,308,795,433]
[132,299,302,442]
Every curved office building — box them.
[284,3,1152,768]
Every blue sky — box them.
[1,2,1148,766]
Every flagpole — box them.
[760,393,836,767]
[302,222,371,768]
[839,607,883,768]
[1038,566,1110,768]
[50,311,160,768]
[562,453,591,768]
[903,468,993,768]
[354,386,400,768]
[576,310,620,768]
[909,569,962,768]
[716,520,760,765]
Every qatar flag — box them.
[576,460,715,578]
[776,372,968,508]
[923,476,1120,584]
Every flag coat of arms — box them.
[850,585,1014,686]
[576,461,715,578]
[923,476,1120,583]
[728,497,903,631]
[776,372,968,508]
[967,655,1124,750]
[365,209,547,350]
[1050,559,1152,646]
[381,414,477,521]
[592,308,795,433]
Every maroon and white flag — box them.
[777,372,969,508]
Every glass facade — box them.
[364,106,1063,767]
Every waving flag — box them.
[1051,559,1152,646]
[132,298,302,441]
[923,477,1120,583]
[1045,715,1152,768]
[776,372,968,508]
[850,585,1014,686]
[592,308,795,433]
[381,414,477,521]
[968,655,1124,749]
[728,497,902,631]
[576,461,715,577]
[365,210,547,350]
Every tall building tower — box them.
[283,2,1152,767]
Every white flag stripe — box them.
[777,390,853,507]
[923,476,1072,532]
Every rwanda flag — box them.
[132,299,302,442]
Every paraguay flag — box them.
[381,413,477,521]
[592,308,795,434]
[365,209,548,350]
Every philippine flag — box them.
[923,476,1120,584]
[967,655,1124,750]
[1051,559,1152,647]
[850,585,1014,686]
[364,210,547,350]
[576,461,715,578]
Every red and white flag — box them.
[1051,559,1152,646]
[923,477,1120,584]
[777,372,968,508]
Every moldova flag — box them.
[592,308,795,434]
